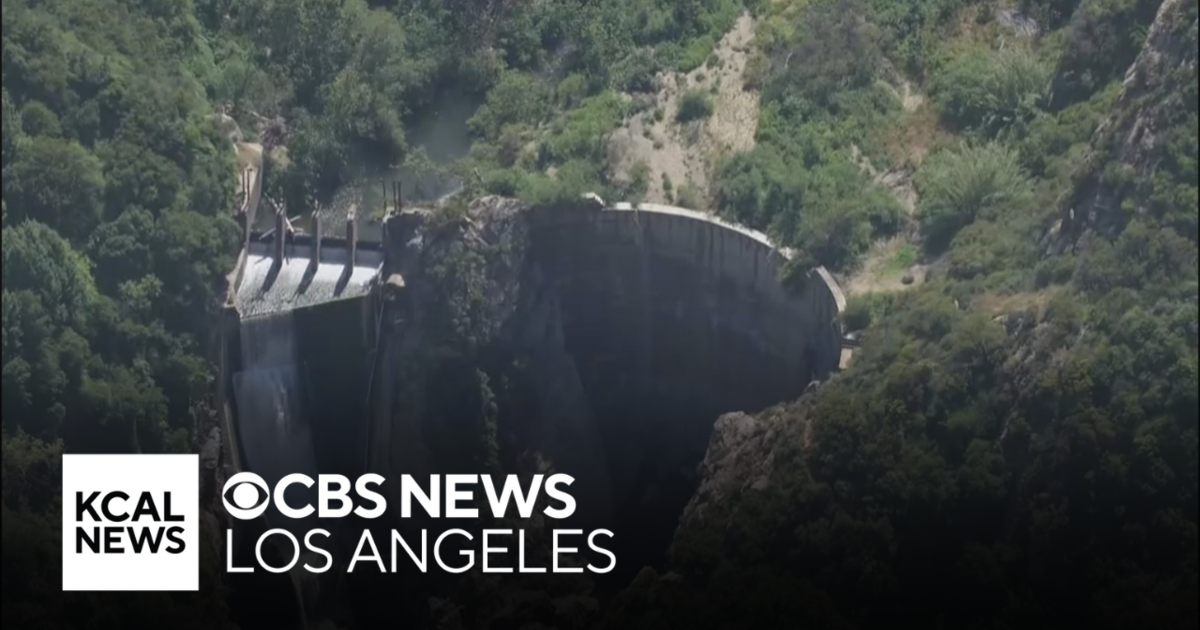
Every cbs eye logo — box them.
[223,472,270,520]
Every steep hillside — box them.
[1051,0,1199,251]
[638,2,1199,629]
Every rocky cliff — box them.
[376,195,614,529]
[1049,0,1199,253]
[654,0,1196,605]
[356,196,637,628]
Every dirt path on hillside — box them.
[608,12,759,209]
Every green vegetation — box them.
[627,160,652,201]
[931,43,1052,135]
[656,2,1200,630]
[2,0,1197,628]
[889,243,917,270]
[1048,0,1164,107]
[458,0,745,202]
[713,0,907,271]
[916,142,1035,253]
[676,90,716,122]
[2,0,243,624]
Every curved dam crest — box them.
[216,193,849,591]
[507,195,847,558]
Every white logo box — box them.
[61,454,199,591]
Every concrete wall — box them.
[528,198,847,397]
[221,290,378,549]
[223,195,847,535]
[513,197,848,553]
[235,240,384,318]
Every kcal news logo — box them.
[61,454,199,591]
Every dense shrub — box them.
[676,90,715,122]
[931,43,1052,135]
[1048,0,1162,108]
[916,143,1034,252]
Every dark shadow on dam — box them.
[555,270,801,588]
[224,296,378,627]
[501,207,842,589]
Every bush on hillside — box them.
[676,90,715,122]
[916,143,1034,253]
[931,43,1051,135]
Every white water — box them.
[236,254,379,319]
[232,249,381,554]
[233,313,322,537]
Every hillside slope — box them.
[634,2,1199,629]
[1051,0,1199,251]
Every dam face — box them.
[218,194,846,616]
[528,201,844,416]
[514,199,846,581]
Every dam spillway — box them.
[231,314,321,536]
[236,249,381,318]
[221,202,386,564]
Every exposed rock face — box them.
[1049,0,1199,253]
[657,401,812,585]
[377,194,844,558]
[194,399,240,630]
[377,195,613,530]
[672,411,781,539]
[197,405,229,563]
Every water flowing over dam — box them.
[232,313,322,537]
[223,190,387,564]
[236,251,380,318]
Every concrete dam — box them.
[215,189,848,621]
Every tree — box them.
[931,43,1051,135]
[1,89,21,168]
[2,221,98,330]
[2,139,105,243]
[88,208,157,293]
[767,0,884,108]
